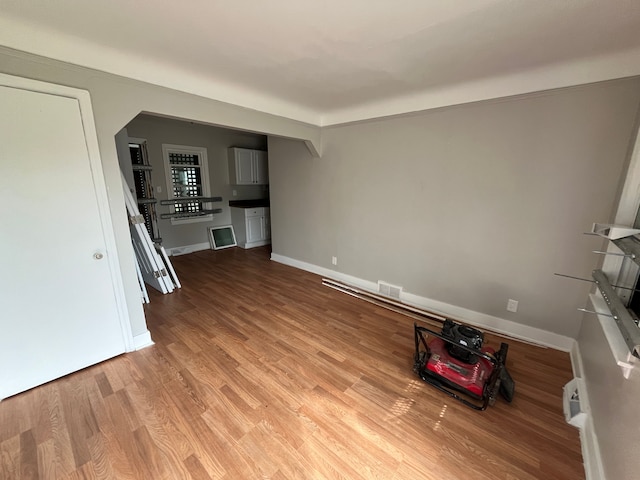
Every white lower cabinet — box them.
[231,207,271,249]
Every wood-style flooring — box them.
[0,246,584,479]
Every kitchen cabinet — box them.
[231,206,271,249]
[228,147,268,185]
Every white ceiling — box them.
[1,0,640,125]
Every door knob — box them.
[93,252,104,260]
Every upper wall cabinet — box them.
[228,147,268,185]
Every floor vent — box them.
[378,281,402,299]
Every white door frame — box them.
[0,72,134,351]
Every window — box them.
[162,144,211,224]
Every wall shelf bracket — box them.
[592,269,640,359]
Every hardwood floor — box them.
[0,247,584,479]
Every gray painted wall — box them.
[577,315,640,479]
[125,114,268,249]
[0,46,320,338]
[575,117,640,478]
[269,78,640,337]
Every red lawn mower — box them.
[413,320,515,410]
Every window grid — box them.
[165,148,209,218]
[169,152,199,166]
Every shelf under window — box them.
[136,198,157,205]
[160,196,222,205]
[160,208,222,220]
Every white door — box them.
[246,215,264,243]
[0,82,128,399]
[253,150,269,185]
[235,148,255,184]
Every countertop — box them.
[228,199,270,208]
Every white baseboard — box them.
[570,340,585,379]
[580,407,606,480]
[570,343,605,480]
[167,242,210,256]
[270,253,575,351]
[133,330,154,351]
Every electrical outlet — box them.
[232,189,237,196]
[156,185,162,193]
[331,256,338,266]
[507,299,519,313]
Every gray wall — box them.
[269,78,640,337]
[575,119,640,478]
[126,114,268,249]
[577,315,640,479]
[0,46,320,338]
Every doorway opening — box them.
[116,113,271,300]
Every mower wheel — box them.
[413,351,427,373]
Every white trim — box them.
[128,136,147,146]
[79,92,134,351]
[580,400,606,479]
[133,330,154,350]
[569,342,605,480]
[580,415,606,480]
[270,253,574,351]
[167,242,210,256]
[570,338,585,379]
[0,73,135,352]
